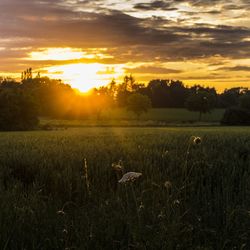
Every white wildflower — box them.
[118,172,142,184]
[164,181,172,190]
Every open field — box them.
[0,127,250,249]
[41,108,225,128]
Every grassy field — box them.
[0,127,250,249]
[101,108,224,122]
[40,108,225,128]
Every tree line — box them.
[0,69,250,130]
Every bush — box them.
[239,94,250,110]
[185,91,216,121]
[221,107,250,125]
[0,89,39,130]
[126,93,151,118]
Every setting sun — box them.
[45,63,125,92]
[25,48,125,92]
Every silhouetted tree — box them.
[168,80,189,107]
[221,107,250,125]
[219,87,247,108]
[126,93,151,118]
[0,89,38,130]
[116,75,144,107]
[185,91,216,121]
[21,76,75,117]
[3,69,250,124]
[239,93,250,110]
[146,79,171,108]
[0,78,19,89]
[90,88,113,119]
[21,68,33,81]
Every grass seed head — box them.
[57,210,66,216]
[112,163,123,172]
[193,136,202,145]
[118,172,142,184]
[62,229,68,235]
[164,181,172,190]
[139,202,144,211]
[173,199,181,207]
[161,150,169,158]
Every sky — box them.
[0,0,250,92]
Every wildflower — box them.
[161,150,169,158]
[139,202,144,211]
[173,199,180,206]
[193,136,202,145]
[158,211,164,219]
[111,162,123,172]
[57,210,65,215]
[164,181,172,190]
[118,172,142,184]
[83,158,90,195]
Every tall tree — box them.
[126,93,151,118]
[185,91,216,121]
[0,89,39,130]
[239,93,250,110]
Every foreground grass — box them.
[0,127,249,249]
[40,108,225,128]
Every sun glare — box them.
[45,63,125,92]
[29,48,86,61]
[25,48,125,92]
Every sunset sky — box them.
[0,0,249,92]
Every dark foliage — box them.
[185,91,216,121]
[1,70,250,125]
[0,88,38,130]
[239,93,250,110]
[219,87,247,108]
[126,93,151,118]
[221,107,250,125]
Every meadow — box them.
[41,108,225,128]
[0,127,250,249]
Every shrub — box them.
[185,91,216,121]
[221,107,250,125]
[126,93,151,118]
[0,89,39,130]
[239,94,250,110]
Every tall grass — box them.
[0,127,249,249]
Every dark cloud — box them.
[125,66,183,74]
[180,10,222,16]
[223,4,244,10]
[0,0,249,81]
[134,1,177,11]
[178,0,227,6]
